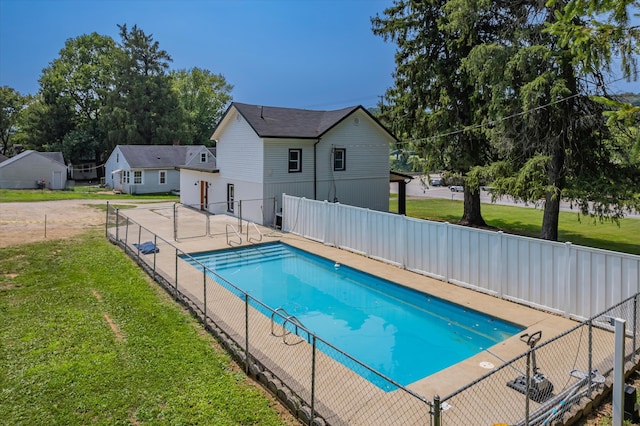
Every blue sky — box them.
[0,0,397,110]
[0,0,637,112]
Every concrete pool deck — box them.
[113,204,603,425]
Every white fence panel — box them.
[404,218,445,280]
[281,194,640,319]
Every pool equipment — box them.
[507,331,554,402]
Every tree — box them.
[0,86,28,155]
[36,33,117,169]
[104,24,182,149]
[465,0,640,240]
[372,0,528,226]
[171,67,233,145]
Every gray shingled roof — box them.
[0,150,65,168]
[39,151,65,165]
[118,145,204,168]
[231,102,362,139]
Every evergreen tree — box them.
[372,0,528,226]
[104,24,182,149]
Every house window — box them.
[227,184,234,213]
[124,171,130,184]
[116,153,119,163]
[333,148,346,171]
[288,149,302,173]
[159,170,167,185]
[201,152,207,163]
[133,171,142,184]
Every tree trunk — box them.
[541,191,561,240]
[460,187,486,227]
[540,144,566,241]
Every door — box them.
[52,171,62,189]
[227,184,234,213]
[200,181,208,211]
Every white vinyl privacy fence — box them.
[282,194,640,320]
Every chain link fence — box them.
[106,202,639,425]
[174,198,277,241]
[440,296,638,425]
[107,203,433,425]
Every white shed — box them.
[0,150,67,189]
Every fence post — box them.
[173,203,178,242]
[525,350,532,424]
[634,294,638,362]
[444,222,450,283]
[498,231,506,297]
[245,293,250,375]
[311,336,317,424]
[588,319,593,398]
[105,201,110,237]
[175,248,179,300]
[152,235,157,280]
[125,219,129,246]
[323,200,329,245]
[203,268,207,328]
[433,395,441,426]
[115,208,120,242]
[238,201,243,233]
[564,242,573,318]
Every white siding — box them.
[217,110,264,183]
[0,152,67,189]
[180,169,207,207]
[104,147,129,190]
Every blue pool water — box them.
[183,242,523,388]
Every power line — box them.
[389,72,639,148]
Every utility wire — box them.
[389,72,639,148]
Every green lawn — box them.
[390,198,640,255]
[0,232,292,425]
[0,186,178,203]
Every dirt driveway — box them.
[0,199,158,248]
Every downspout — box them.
[313,137,321,200]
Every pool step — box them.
[191,245,295,270]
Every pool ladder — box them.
[271,307,308,345]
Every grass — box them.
[390,198,640,255]
[0,232,292,425]
[0,186,178,203]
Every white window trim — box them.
[159,170,167,185]
[288,149,302,173]
[334,148,346,171]
[133,170,142,185]
[200,152,207,163]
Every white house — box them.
[0,150,67,189]
[104,145,215,194]
[179,102,396,225]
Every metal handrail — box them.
[282,315,306,345]
[246,221,263,243]
[271,307,290,336]
[225,223,242,246]
[270,308,306,344]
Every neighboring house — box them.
[0,150,67,189]
[104,145,215,194]
[179,102,396,225]
[68,160,99,181]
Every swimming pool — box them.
[183,242,523,388]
